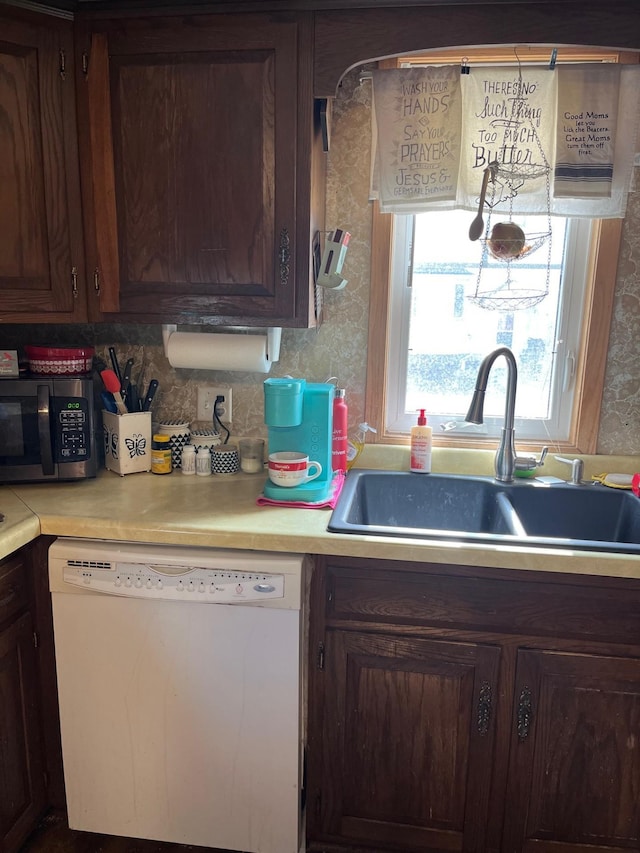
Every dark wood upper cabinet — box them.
[0,6,86,322]
[76,12,324,326]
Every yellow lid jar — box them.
[151,434,172,474]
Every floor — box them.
[19,810,240,853]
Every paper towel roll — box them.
[166,332,271,372]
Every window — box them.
[386,210,593,442]
[365,48,632,454]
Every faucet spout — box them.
[465,347,518,483]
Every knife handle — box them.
[142,379,159,411]
[108,347,122,384]
[126,382,140,413]
[122,357,134,391]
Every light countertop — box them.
[3,449,640,580]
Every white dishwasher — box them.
[48,537,306,853]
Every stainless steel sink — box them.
[328,470,640,553]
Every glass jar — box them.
[151,434,172,474]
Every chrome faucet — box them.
[465,347,547,483]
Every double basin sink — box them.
[328,470,640,554]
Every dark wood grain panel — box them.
[314,1,640,96]
[325,562,640,644]
[0,555,30,629]
[502,648,640,851]
[80,13,316,325]
[312,629,500,852]
[0,611,46,853]
[0,9,86,321]
[0,40,48,289]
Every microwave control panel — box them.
[53,398,91,462]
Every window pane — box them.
[404,210,568,431]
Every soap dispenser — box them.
[410,409,432,473]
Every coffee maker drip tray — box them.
[263,477,333,503]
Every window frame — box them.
[364,49,632,455]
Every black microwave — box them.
[0,376,98,484]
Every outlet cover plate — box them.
[196,386,232,423]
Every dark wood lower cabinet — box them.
[0,553,46,853]
[0,537,59,853]
[307,556,640,853]
[317,631,500,853]
[502,649,640,852]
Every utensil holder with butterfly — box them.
[103,411,152,475]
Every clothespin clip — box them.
[461,56,470,75]
[549,48,557,71]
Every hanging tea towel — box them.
[370,66,462,212]
[554,64,622,198]
[458,65,557,214]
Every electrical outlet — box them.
[196,386,232,423]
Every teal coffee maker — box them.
[263,378,334,502]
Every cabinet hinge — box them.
[33,631,39,649]
[317,641,325,671]
[82,51,89,76]
[93,268,101,293]
[59,48,66,80]
[477,680,492,736]
[71,266,78,298]
[279,228,290,287]
[517,686,533,741]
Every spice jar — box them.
[151,434,172,474]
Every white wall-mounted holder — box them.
[161,325,282,373]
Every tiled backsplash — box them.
[2,69,639,453]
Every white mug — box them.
[268,451,322,487]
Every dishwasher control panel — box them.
[62,562,285,603]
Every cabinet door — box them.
[80,14,307,325]
[0,611,46,853]
[502,648,640,852]
[311,630,501,853]
[0,11,85,321]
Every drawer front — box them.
[325,559,640,645]
[0,554,30,626]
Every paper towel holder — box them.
[161,325,282,371]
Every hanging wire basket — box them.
[481,230,552,261]
[469,148,553,309]
[492,161,550,183]
[469,211,552,311]
[468,288,550,311]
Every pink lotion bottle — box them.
[410,409,432,473]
